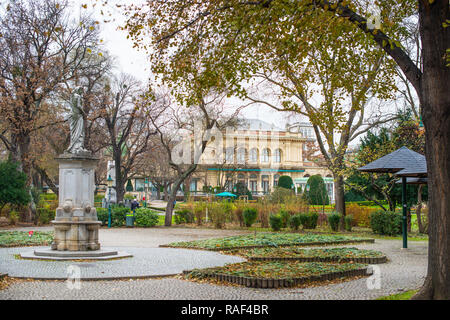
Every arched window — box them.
[249,148,258,163]
[274,149,282,163]
[225,147,234,163]
[261,148,270,163]
[237,148,246,164]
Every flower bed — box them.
[161,233,375,251]
[184,261,369,288]
[240,247,387,264]
[0,231,53,247]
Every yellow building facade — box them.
[189,120,335,201]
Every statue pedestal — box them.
[51,152,101,251]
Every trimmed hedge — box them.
[370,211,402,236]
[243,207,258,227]
[96,206,130,227]
[134,208,159,227]
[299,213,318,229]
[344,215,354,231]
[328,213,341,231]
[289,215,302,231]
[269,215,282,231]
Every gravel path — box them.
[0,227,427,300]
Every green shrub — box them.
[96,206,129,227]
[209,203,227,229]
[305,175,330,205]
[0,161,31,211]
[328,213,341,231]
[268,187,295,203]
[243,207,258,227]
[278,209,290,228]
[111,206,129,227]
[40,193,57,201]
[219,201,234,222]
[37,207,55,225]
[299,213,319,229]
[269,214,283,231]
[174,209,194,224]
[193,202,206,225]
[344,215,354,231]
[277,176,294,190]
[124,194,135,201]
[96,207,108,225]
[134,208,159,227]
[370,211,402,236]
[8,210,20,225]
[289,215,302,231]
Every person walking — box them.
[131,198,140,214]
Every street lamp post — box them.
[144,177,148,208]
[107,174,113,228]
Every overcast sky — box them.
[65,0,294,129]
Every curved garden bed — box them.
[238,247,387,264]
[184,261,370,289]
[161,233,375,251]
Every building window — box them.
[237,148,246,164]
[190,179,198,192]
[262,175,269,193]
[274,174,280,186]
[225,147,234,163]
[135,179,145,192]
[250,148,258,163]
[261,148,270,163]
[250,174,257,193]
[274,149,282,163]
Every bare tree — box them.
[149,89,244,226]
[0,0,100,221]
[95,74,156,203]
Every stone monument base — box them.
[51,220,101,251]
[20,248,132,261]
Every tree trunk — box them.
[334,174,346,230]
[156,187,161,200]
[413,0,450,300]
[407,207,411,233]
[165,180,183,226]
[33,164,59,196]
[18,134,35,222]
[114,154,125,204]
[416,185,426,234]
[163,184,169,201]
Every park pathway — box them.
[0,227,427,300]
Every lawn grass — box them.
[157,215,175,226]
[0,231,53,247]
[376,290,418,300]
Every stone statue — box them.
[67,87,88,154]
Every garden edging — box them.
[183,267,371,289]
[248,255,387,264]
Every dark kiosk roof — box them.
[358,146,427,175]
